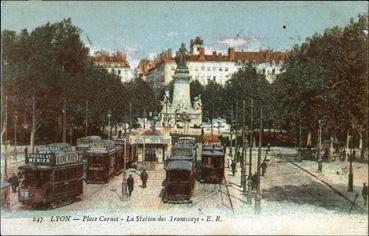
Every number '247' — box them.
[33,217,43,223]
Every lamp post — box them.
[107,111,112,140]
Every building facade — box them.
[93,51,135,83]
[141,37,288,93]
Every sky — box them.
[2,1,367,68]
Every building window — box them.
[201,66,205,71]
[195,67,198,71]
[213,76,216,80]
[219,67,223,71]
[195,75,199,80]
[272,69,275,75]
[118,69,121,75]
[207,67,210,71]
[207,75,211,80]
[225,67,228,71]
[262,69,266,74]
[212,67,216,71]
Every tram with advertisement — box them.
[85,140,124,184]
[18,149,83,208]
[201,144,225,183]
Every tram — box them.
[18,150,83,208]
[163,160,194,203]
[201,144,225,183]
[85,140,124,184]
[76,136,102,178]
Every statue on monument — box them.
[193,95,202,111]
[176,43,189,68]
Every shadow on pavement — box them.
[262,182,365,214]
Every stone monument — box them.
[160,43,202,128]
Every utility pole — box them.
[122,137,128,201]
[129,103,132,133]
[14,113,18,160]
[318,119,323,172]
[299,123,302,149]
[241,100,247,193]
[235,101,238,162]
[85,100,88,137]
[230,108,233,159]
[247,98,253,203]
[255,106,262,214]
[107,111,112,140]
[3,96,8,180]
[143,108,146,129]
[62,99,67,143]
[31,96,36,153]
[348,150,354,192]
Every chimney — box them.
[199,48,205,60]
[212,51,217,56]
[228,48,235,61]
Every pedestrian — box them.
[2,186,11,209]
[8,173,19,193]
[127,175,134,196]
[231,160,236,176]
[251,173,258,190]
[261,161,267,176]
[227,158,231,168]
[140,169,148,188]
[17,171,23,180]
[237,150,241,162]
[362,183,368,205]
[267,143,271,152]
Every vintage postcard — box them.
[1,1,368,235]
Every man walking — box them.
[231,160,236,176]
[8,173,19,193]
[362,183,368,205]
[127,175,134,196]
[140,169,148,188]
[261,161,267,176]
[251,173,258,190]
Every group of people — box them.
[229,159,268,177]
[126,169,149,197]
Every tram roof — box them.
[19,162,82,170]
[166,161,192,171]
[173,143,194,149]
[202,144,223,151]
[168,155,193,161]
[201,150,224,157]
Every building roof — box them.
[93,51,131,68]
